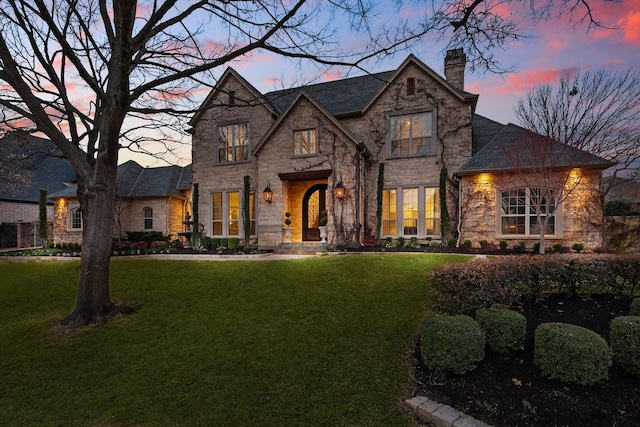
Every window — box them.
[294,129,317,156]
[406,77,415,96]
[382,187,440,237]
[500,188,557,236]
[389,112,435,157]
[218,123,248,163]
[211,191,256,237]
[70,207,82,230]
[143,207,153,230]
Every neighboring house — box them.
[188,50,613,250]
[604,176,640,213]
[49,160,192,245]
[0,134,76,248]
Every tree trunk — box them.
[61,169,119,331]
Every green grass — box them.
[0,254,468,426]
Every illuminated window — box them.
[294,129,317,156]
[389,112,435,157]
[211,191,256,237]
[143,207,153,230]
[500,188,557,236]
[218,123,248,163]
[382,187,439,237]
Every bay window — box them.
[211,190,256,237]
[382,187,440,237]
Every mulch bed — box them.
[411,294,640,427]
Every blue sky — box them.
[131,0,640,166]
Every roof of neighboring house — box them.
[604,176,640,203]
[458,116,616,175]
[49,160,191,199]
[0,134,77,204]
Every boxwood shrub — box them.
[534,322,612,385]
[420,313,485,375]
[630,298,640,316]
[610,316,640,376]
[476,304,526,352]
[431,254,640,315]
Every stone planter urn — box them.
[318,226,327,243]
[283,226,292,243]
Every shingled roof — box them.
[460,116,616,174]
[0,134,76,203]
[49,160,191,199]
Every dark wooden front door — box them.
[302,184,327,241]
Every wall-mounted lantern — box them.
[263,182,273,203]
[335,179,345,200]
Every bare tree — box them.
[0,0,609,330]
[515,68,640,191]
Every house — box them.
[48,160,192,245]
[0,134,76,248]
[189,50,613,250]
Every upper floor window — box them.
[500,187,558,236]
[70,207,83,230]
[218,123,248,163]
[294,129,317,156]
[388,112,435,158]
[143,207,153,230]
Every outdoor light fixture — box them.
[335,179,345,199]
[263,182,273,203]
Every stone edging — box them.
[404,396,493,427]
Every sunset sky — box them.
[133,0,640,166]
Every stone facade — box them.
[191,53,609,250]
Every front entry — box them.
[302,184,328,241]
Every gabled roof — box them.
[0,134,76,203]
[189,67,277,127]
[252,90,369,157]
[49,161,191,199]
[458,116,616,175]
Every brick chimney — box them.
[444,48,466,91]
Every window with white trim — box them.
[218,123,248,163]
[388,112,435,157]
[500,187,557,236]
[382,187,440,237]
[143,207,153,230]
[211,191,256,237]
[70,207,83,230]
[294,129,317,156]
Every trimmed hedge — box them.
[534,323,612,385]
[420,313,485,375]
[476,304,526,353]
[610,316,640,376]
[431,254,640,315]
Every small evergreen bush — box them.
[571,243,585,253]
[420,313,485,375]
[219,238,229,249]
[201,237,212,250]
[397,236,406,247]
[534,323,612,385]
[476,304,526,353]
[610,316,640,376]
[228,238,240,250]
[499,240,508,250]
[630,298,640,316]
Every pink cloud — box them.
[622,10,640,44]
[264,77,282,85]
[322,71,343,82]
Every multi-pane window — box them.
[211,191,256,237]
[143,207,153,230]
[294,129,317,156]
[218,123,248,163]
[382,187,440,237]
[70,207,82,230]
[389,112,434,157]
[500,188,557,236]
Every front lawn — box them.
[0,254,467,426]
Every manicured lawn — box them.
[0,254,468,426]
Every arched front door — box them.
[302,184,328,241]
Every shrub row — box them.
[431,254,640,315]
[200,237,242,250]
